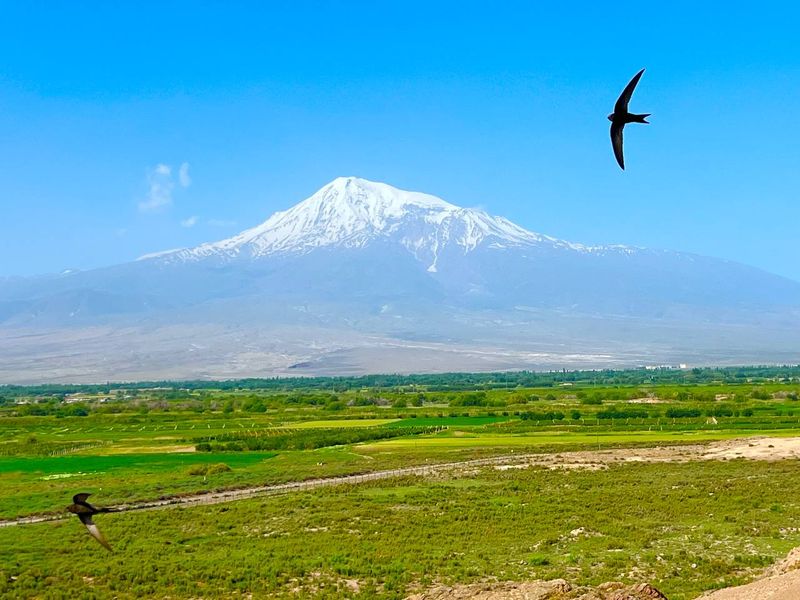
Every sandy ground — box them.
[701,436,800,461]
[488,436,800,473]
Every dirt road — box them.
[4,435,800,528]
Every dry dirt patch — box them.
[701,436,800,461]
[490,436,800,473]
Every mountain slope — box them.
[1,176,798,381]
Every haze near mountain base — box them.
[1,177,798,383]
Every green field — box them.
[3,460,800,599]
[280,418,401,429]
[3,369,800,598]
[385,415,511,428]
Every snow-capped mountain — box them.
[1,176,799,382]
[140,177,598,271]
[125,176,799,315]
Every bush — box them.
[351,397,378,406]
[596,408,648,419]
[187,463,232,476]
[207,463,232,475]
[580,395,603,405]
[450,392,488,407]
[665,407,702,418]
[520,411,565,421]
[528,554,550,566]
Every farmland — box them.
[3,366,800,598]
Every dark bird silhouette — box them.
[608,68,650,170]
[67,493,114,551]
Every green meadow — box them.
[3,367,800,598]
[4,461,800,599]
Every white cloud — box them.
[138,161,191,213]
[178,162,191,188]
[181,215,199,228]
[138,165,175,212]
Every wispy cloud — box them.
[138,164,175,212]
[138,162,191,213]
[181,215,199,228]
[178,162,191,188]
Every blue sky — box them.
[1,2,799,279]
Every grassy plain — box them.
[3,370,800,598]
[3,461,800,599]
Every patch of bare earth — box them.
[701,436,800,461]
[490,436,800,473]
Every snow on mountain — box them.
[140,177,611,270]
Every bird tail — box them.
[633,113,651,123]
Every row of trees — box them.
[194,425,440,452]
[3,365,800,398]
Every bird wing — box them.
[78,513,113,552]
[614,68,645,113]
[611,122,625,170]
[73,493,91,504]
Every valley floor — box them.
[4,436,800,599]
[5,375,800,598]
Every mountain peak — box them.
[310,176,459,218]
[140,177,583,265]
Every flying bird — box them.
[67,493,114,551]
[608,68,650,170]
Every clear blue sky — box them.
[1,2,799,279]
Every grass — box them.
[5,411,800,520]
[5,382,800,598]
[3,460,800,599]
